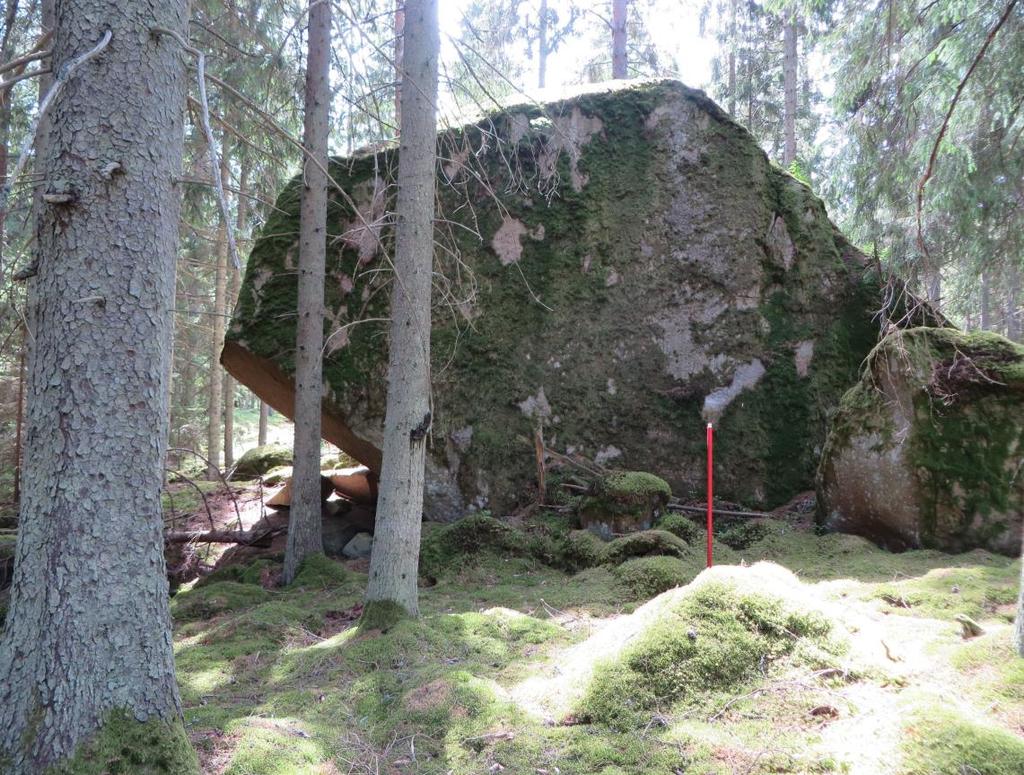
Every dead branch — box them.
[164,526,284,545]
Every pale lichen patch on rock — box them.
[491,216,529,266]
[702,359,767,422]
[794,340,815,377]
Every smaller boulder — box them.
[818,327,1024,554]
[580,471,672,539]
[234,443,292,478]
[342,532,374,559]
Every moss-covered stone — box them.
[579,470,672,538]
[170,581,270,622]
[899,707,1024,774]
[290,553,347,588]
[418,513,534,580]
[232,444,292,478]
[557,529,608,571]
[656,513,703,543]
[818,327,1024,554]
[226,79,902,517]
[46,709,198,774]
[602,529,689,564]
[613,556,692,597]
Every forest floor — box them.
[168,489,1024,775]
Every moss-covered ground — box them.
[168,510,1024,774]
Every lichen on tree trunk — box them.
[0,2,196,771]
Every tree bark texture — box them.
[283,0,332,585]
[223,161,249,470]
[206,152,229,480]
[0,1,191,770]
[258,400,269,445]
[611,0,627,79]
[782,8,798,166]
[394,1,405,133]
[728,0,737,115]
[365,0,439,617]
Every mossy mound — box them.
[225,79,915,519]
[577,563,840,730]
[418,513,546,580]
[232,444,292,478]
[656,513,703,543]
[818,327,1024,554]
[900,707,1024,774]
[612,556,692,597]
[170,581,270,622]
[262,465,292,486]
[602,529,689,564]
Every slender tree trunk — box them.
[365,0,439,618]
[12,323,24,503]
[258,400,269,445]
[1017,532,1024,656]
[222,161,248,470]
[0,2,197,771]
[1006,264,1020,341]
[981,270,992,331]
[283,0,332,584]
[611,0,627,79]
[728,0,737,115]
[394,0,404,133]
[538,0,548,89]
[782,8,798,166]
[206,153,229,480]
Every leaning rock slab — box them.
[818,327,1024,554]
[225,80,929,516]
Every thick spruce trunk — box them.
[283,0,332,584]
[0,1,195,771]
[365,0,439,617]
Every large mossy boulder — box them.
[224,79,922,518]
[818,327,1024,554]
[579,470,672,538]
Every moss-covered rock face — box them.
[818,327,1024,555]
[227,79,888,516]
[232,444,292,478]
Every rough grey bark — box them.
[981,270,991,331]
[611,0,627,79]
[727,0,736,115]
[1017,533,1024,655]
[283,0,331,585]
[258,400,269,445]
[206,154,228,479]
[395,1,405,132]
[223,161,249,470]
[782,8,798,166]
[1007,265,1021,341]
[365,0,439,616]
[0,1,191,770]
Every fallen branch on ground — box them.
[164,526,284,545]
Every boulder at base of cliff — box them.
[817,327,1024,555]
[579,471,672,539]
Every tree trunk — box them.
[728,0,737,115]
[611,0,627,79]
[1006,264,1020,341]
[206,153,229,480]
[283,0,332,585]
[258,400,269,445]
[222,161,248,470]
[365,0,439,618]
[981,270,991,331]
[12,323,24,502]
[782,8,798,166]
[538,0,548,89]
[394,0,404,133]
[0,2,196,771]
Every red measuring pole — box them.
[706,422,714,568]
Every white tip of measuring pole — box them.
[707,422,713,430]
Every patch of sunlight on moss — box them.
[577,565,842,730]
[951,630,1024,703]
[869,561,1019,621]
[900,706,1024,774]
[170,581,270,621]
[222,719,324,775]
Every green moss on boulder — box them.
[818,327,1024,554]
[603,529,689,564]
[226,79,901,519]
[656,513,703,543]
[579,470,672,539]
[900,707,1024,775]
[232,444,292,478]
